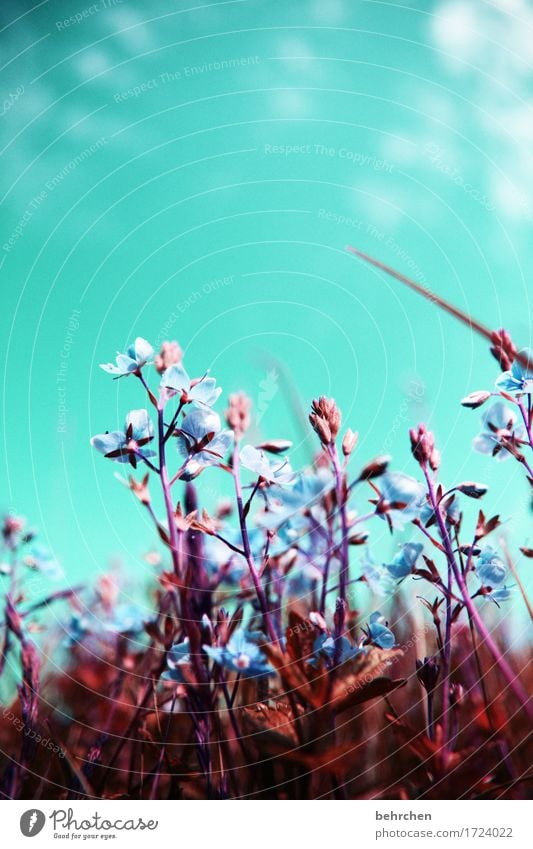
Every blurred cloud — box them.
[309,0,347,25]
[428,0,533,224]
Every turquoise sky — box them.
[1,0,532,602]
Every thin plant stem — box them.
[231,439,279,646]
[422,465,454,749]
[426,691,435,741]
[329,443,349,604]
[454,575,533,720]
[346,247,532,368]
[517,397,533,452]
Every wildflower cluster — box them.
[0,324,531,802]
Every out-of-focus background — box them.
[1,1,531,598]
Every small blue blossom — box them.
[378,472,425,529]
[239,445,295,485]
[361,549,396,596]
[384,542,423,580]
[487,585,513,605]
[266,516,306,555]
[420,486,460,526]
[203,628,273,677]
[104,603,148,636]
[472,402,525,461]
[64,612,92,647]
[23,544,63,580]
[271,469,332,509]
[285,559,323,599]
[176,408,233,478]
[313,633,365,665]
[477,548,507,587]
[91,409,156,469]
[162,638,192,683]
[366,612,396,649]
[496,349,533,394]
[100,337,153,377]
[160,364,222,407]
[259,470,333,529]
[203,534,247,584]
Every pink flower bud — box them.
[309,397,341,445]
[342,428,358,456]
[225,392,252,437]
[460,390,491,409]
[409,424,440,470]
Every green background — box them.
[1,1,531,607]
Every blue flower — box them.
[176,408,233,478]
[361,550,396,596]
[472,402,525,461]
[487,585,513,605]
[366,612,396,649]
[477,548,506,587]
[64,612,92,647]
[204,535,247,584]
[259,470,333,529]
[100,337,153,377]
[378,472,425,528]
[239,445,295,485]
[270,469,331,508]
[160,364,221,407]
[23,544,63,580]
[91,409,156,469]
[285,560,323,599]
[162,638,192,683]
[203,628,273,677]
[104,603,148,636]
[496,349,533,394]
[384,542,423,580]
[313,634,364,665]
[419,484,460,526]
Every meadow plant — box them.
[1,274,532,800]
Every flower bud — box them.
[2,514,25,546]
[357,454,391,482]
[342,428,358,457]
[415,656,440,692]
[255,439,292,454]
[409,424,440,471]
[309,413,331,445]
[460,390,491,409]
[215,499,233,520]
[225,392,252,437]
[155,340,182,374]
[455,481,488,499]
[309,397,341,445]
[490,328,516,372]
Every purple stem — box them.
[157,405,181,577]
[156,405,206,691]
[449,562,533,722]
[423,466,533,724]
[168,455,192,487]
[231,440,279,646]
[517,396,533,448]
[517,398,533,476]
[328,443,350,604]
[133,451,159,474]
[422,465,453,747]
